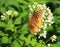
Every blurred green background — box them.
[0,0,60,47]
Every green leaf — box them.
[35,40,45,47]
[0,21,6,27]
[0,31,4,36]
[14,16,21,24]
[47,25,53,31]
[0,0,6,6]
[51,41,60,47]
[0,7,6,13]
[5,20,15,32]
[56,27,60,33]
[35,43,42,47]
[20,23,28,34]
[0,31,8,36]
[1,36,10,43]
[25,35,31,45]
[57,42,60,47]
[54,7,60,15]
[19,35,26,40]
[18,40,24,46]
[30,39,36,46]
[11,40,20,47]
[14,11,28,24]
[54,16,60,24]
[37,0,49,4]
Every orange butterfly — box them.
[29,10,42,34]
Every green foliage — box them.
[0,0,60,47]
[54,7,60,15]
[11,40,20,47]
[0,22,6,27]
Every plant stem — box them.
[46,37,51,44]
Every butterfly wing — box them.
[29,10,42,34]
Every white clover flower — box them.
[29,2,54,36]
[1,10,19,21]
[46,7,51,12]
[32,5,36,9]
[47,44,50,47]
[44,30,47,35]
[39,29,41,31]
[51,21,54,24]
[42,4,46,9]
[30,7,33,11]
[51,35,57,42]
[1,15,5,20]
[43,23,47,29]
[6,10,12,15]
[3,13,6,15]
[13,11,18,16]
[37,4,43,10]
[39,30,47,38]
[45,13,48,15]
[29,5,33,11]
[49,24,51,26]
[34,33,37,35]
[34,2,37,5]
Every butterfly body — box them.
[29,10,42,34]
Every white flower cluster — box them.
[41,5,54,26]
[29,2,54,38]
[47,44,50,47]
[6,10,12,15]
[1,10,18,21]
[38,30,47,38]
[51,35,57,42]
[1,15,5,21]
[6,10,18,16]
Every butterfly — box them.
[29,10,42,34]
